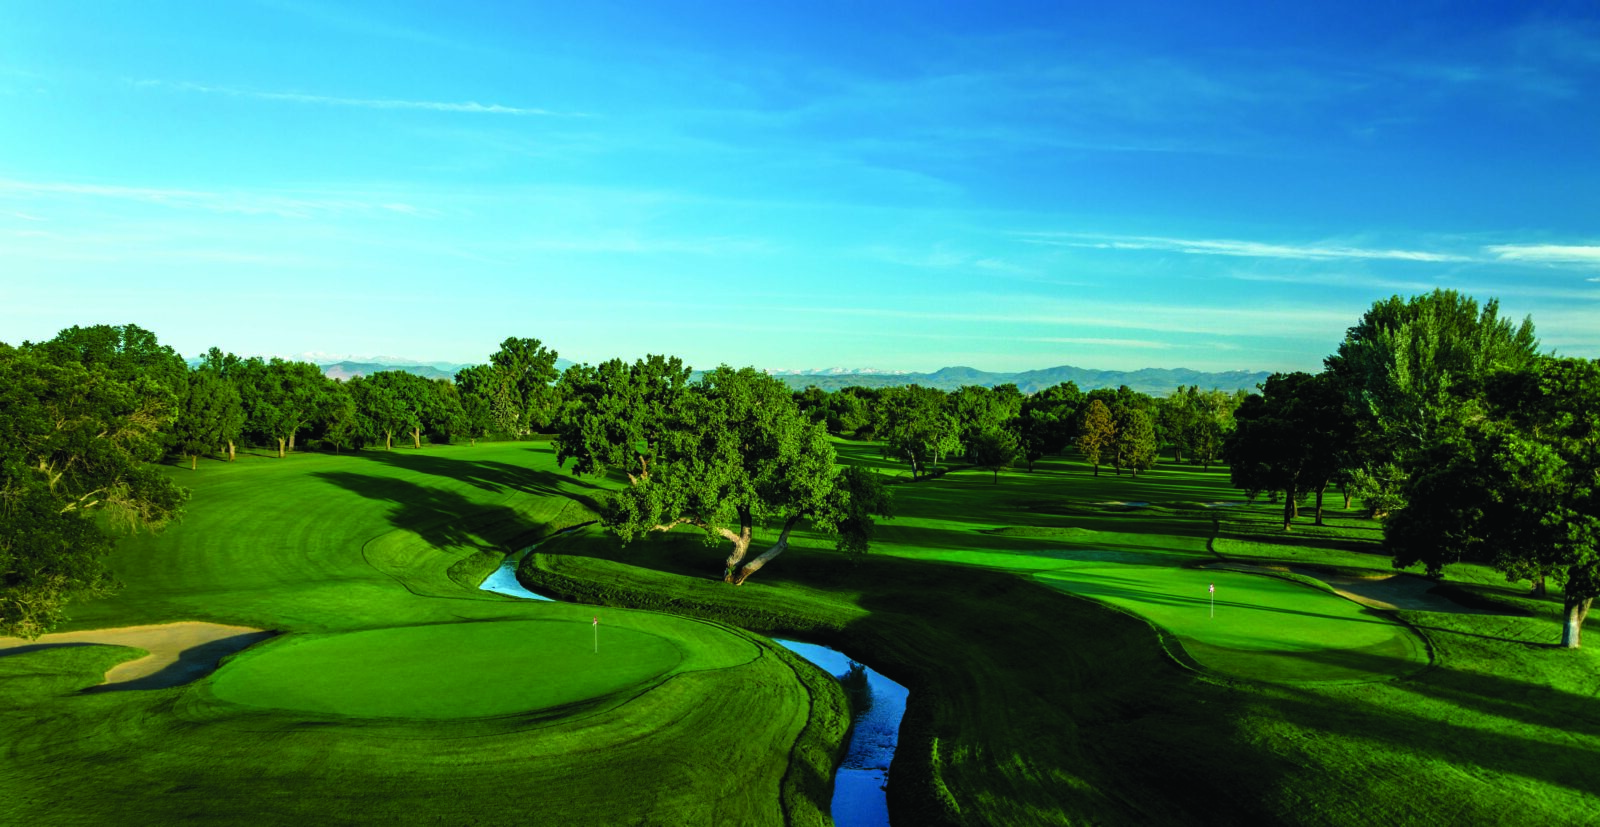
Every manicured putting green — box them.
[211,619,683,718]
[1035,566,1428,682]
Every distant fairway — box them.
[212,619,686,718]
[1034,565,1429,682]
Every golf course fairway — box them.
[211,618,688,718]
[1035,565,1429,682]
[6,438,1598,826]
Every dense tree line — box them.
[793,378,1243,482]
[1223,289,1595,647]
[0,328,564,637]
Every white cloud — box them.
[135,79,579,117]
[1021,232,1469,263]
[1485,244,1600,264]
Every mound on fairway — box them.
[1036,565,1429,683]
[211,619,683,719]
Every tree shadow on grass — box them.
[345,446,604,501]
[1256,646,1600,797]
[311,471,551,558]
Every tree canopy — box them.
[1,339,188,638]
[561,364,892,584]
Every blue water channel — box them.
[480,540,905,826]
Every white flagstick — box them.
[593,615,599,653]
[1209,582,1215,618]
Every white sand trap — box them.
[0,622,273,690]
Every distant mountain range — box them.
[193,356,1265,396]
[767,365,1270,396]
[318,361,467,381]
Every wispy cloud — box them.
[0,178,432,219]
[1485,243,1600,264]
[1029,337,1172,349]
[1020,232,1469,263]
[133,79,580,117]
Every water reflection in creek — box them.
[776,640,907,827]
[477,545,905,825]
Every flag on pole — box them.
[1209,583,1214,594]
[593,616,599,626]
[1208,582,1214,618]
[592,616,599,653]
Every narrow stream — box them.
[776,640,906,827]
[479,539,904,826]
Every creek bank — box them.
[777,640,906,827]
[485,535,904,825]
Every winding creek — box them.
[481,540,905,826]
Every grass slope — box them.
[5,438,1598,825]
[524,440,1600,825]
[0,442,845,827]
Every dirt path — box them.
[0,622,274,691]
[1203,562,1496,614]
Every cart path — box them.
[0,622,274,691]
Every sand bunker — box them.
[1204,562,1495,614]
[0,622,273,691]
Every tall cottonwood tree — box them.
[1326,289,1541,509]
[490,337,561,434]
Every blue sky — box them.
[3,1,1597,373]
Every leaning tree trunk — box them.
[412,427,422,449]
[190,454,198,471]
[721,510,755,583]
[1561,595,1591,648]
[385,431,393,451]
[289,431,297,453]
[227,440,236,462]
[1282,487,1298,531]
[1314,484,1327,526]
[733,516,802,585]
[276,437,287,459]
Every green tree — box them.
[1385,358,1599,647]
[1326,289,1541,509]
[950,385,1023,460]
[969,428,1021,483]
[598,366,892,584]
[172,368,243,469]
[879,385,958,480]
[0,345,188,638]
[1224,372,1351,529]
[555,355,693,484]
[199,348,247,460]
[1110,407,1158,477]
[1077,399,1116,476]
[489,337,561,435]
[348,373,406,450]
